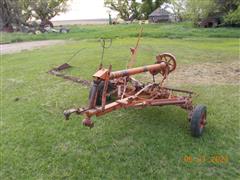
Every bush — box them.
[224,6,240,26]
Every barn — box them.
[149,8,175,23]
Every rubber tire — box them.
[60,28,68,33]
[88,83,98,106]
[190,105,207,137]
[88,81,115,106]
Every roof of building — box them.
[149,7,172,17]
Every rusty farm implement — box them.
[50,30,207,137]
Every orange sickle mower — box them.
[63,29,207,137]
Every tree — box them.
[0,0,14,31]
[217,0,239,14]
[105,0,167,21]
[141,0,154,19]
[169,0,186,21]
[131,0,142,20]
[105,0,141,21]
[185,0,219,25]
[0,0,20,31]
[185,0,240,26]
[223,2,240,25]
[0,0,69,31]
[30,0,69,26]
[0,0,34,30]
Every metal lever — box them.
[99,38,112,65]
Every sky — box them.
[52,0,171,21]
[52,0,117,20]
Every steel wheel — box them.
[156,53,176,73]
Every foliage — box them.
[105,0,142,21]
[217,0,239,14]
[141,0,166,19]
[185,0,219,25]
[131,0,142,20]
[0,0,31,28]
[223,2,240,25]
[105,0,166,20]
[104,0,239,26]
[169,0,186,21]
[30,0,69,21]
[0,0,69,30]
[185,0,240,26]
[19,0,33,24]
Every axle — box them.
[93,62,167,80]
[110,62,167,79]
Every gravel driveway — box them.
[1,40,65,55]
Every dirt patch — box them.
[139,61,240,85]
[1,40,65,55]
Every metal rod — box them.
[101,65,112,110]
[110,63,166,79]
[127,27,143,68]
[162,87,194,94]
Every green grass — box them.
[1,33,240,178]
[1,22,240,44]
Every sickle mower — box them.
[58,30,207,137]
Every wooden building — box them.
[149,8,175,23]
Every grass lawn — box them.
[1,24,240,179]
[1,22,240,44]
